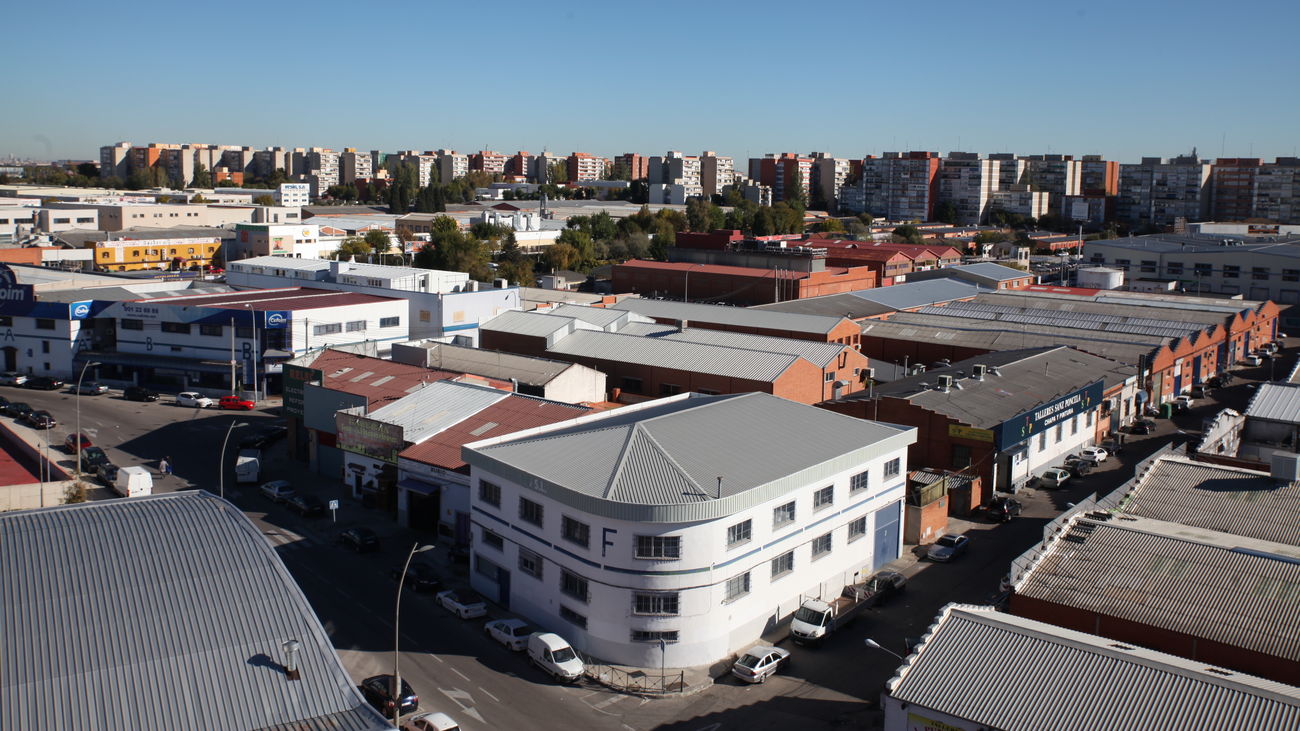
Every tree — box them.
[327,184,356,201]
[496,258,534,286]
[190,163,212,189]
[216,178,240,188]
[429,215,459,234]
[891,224,924,245]
[973,230,1009,245]
[541,243,579,272]
[556,228,595,270]
[334,237,371,260]
[935,201,958,225]
[190,193,209,204]
[414,230,492,280]
[76,162,98,179]
[817,217,845,234]
[364,229,392,256]
[547,160,568,184]
[254,194,275,206]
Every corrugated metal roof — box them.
[404,342,573,386]
[1016,516,1300,662]
[307,349,461,406]
[751,292,898,319]
[398,394,589,470]
[547,330,802,382]
[1112,455,1300,546]
[0,493,390,731]
[888,604,1300,731]
[639,327,850,369]
[846,279,987,311]
[1245,382,1300,424]
[368,380,509,443]
[481,310,575,338]
[547,304,628,330]
[611,298,849,335]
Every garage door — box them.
[872,500,902,569]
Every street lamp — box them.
[74,360,102,478]
[394,543,435,726]
[864,637,905,661]
[658,638,667,691]
[219,420,249,499]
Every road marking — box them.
[591,694,626,710]
[430,654,444,663]
[479,687,499,703]
[440,688,485,723]
[450,667,471,682]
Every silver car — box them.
[731,645,790,684]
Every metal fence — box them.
[582,660,685,695]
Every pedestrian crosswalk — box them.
[262,528,314,553]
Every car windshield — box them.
[794,607,827,625]
[937,536,959,547]
[551,647,577,663]
[737,653,761,668]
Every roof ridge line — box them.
[621,421,709,499]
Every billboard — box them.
[282,364,322,418]
[994,380,1104,450]
[337,412,405,464]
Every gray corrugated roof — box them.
[751,292,898,319]
[913,262,1032,282]
[0,492,389,731]
[367,379,509,443]
[547,303,629,330]
[468,392,913,520]
[1109,455,1300,546]
[611,298,849,335]
[846,279,987,311]
[547,330,802,382]
[1245,382,1300,424]
[1016,515,1300,663]
[482,310,575,338]
[887,604,1300,731]
[625,325,851,368]
[405,341,573,385]
[978,291,1239,326]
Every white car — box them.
[0,371,27,386]
[731,645,790,684]
[403,712,460,731]
[484,618,535,651]
[436,589,487,619]
[1079,446,1108,462]
[259,480,296,503]
[1173,395,1194,411]
[176,391,213,408]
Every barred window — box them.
[345,320,366,332]
[726,519,751,548]
[724,572,751,602]
[813,485,834,511]
[559,606,587,629]
[560,570,589,603]
[519,497,543,527]
[631,630,678,643]
[379,316,400,328]
[885,458,901,478]
[635,535,680,559]
[773,501,795,528]
[812,531,833,558]
[848,516,867,542]
[632,592,679,616]
[771,550,794,578]
[313,323,341,336]
[478,480,500,508]
[561,516,590,548]
[850,469,870,493]
[481,529,503,550]
[518,549,543,579]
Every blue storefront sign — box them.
[994,380,1104,450]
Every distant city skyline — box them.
[3,1,1297,163]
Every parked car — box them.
[1038,467,1071,489]
[926,533,970,562]
[24,376,64,391]
[3,401,33,419]
[1128,419,1157,435]
[731,645,791,684]
[1066,461,1093,479]
[64,432,93,452]
[436,589,487,619]
[337,527,379,553]
[259,480,296,503]
[0,371,27,386]
[859,570,908,606]
[390,560,441,592]
[1173,395,1194,411]
[1079,446,1108,462]
[484,618,536,651]
[1243,355,1263,367]
[982,496,1023,523]
[1065,453,1101,470]
[0,396,9,411]
[218,395,256,410]
[1190,384,1211,398]
[284,493,325,518]
[1100,438,1123,455]
[176,392,213,408]
[359,674,418,717]
[75,381,109,395]
[24,410,56,429]
[404,712,461,731]
[80,446,110,467]
[123,385,160,402]
[527,632,585,682]
[239,425,287,450]
[96,462,119,486]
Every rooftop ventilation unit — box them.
[936,375,954,393]
[972,364,988,381]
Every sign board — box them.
[994,380,1104,450]
[948,424,995,443]
[328,499,339,510]
[263,310,290,329]
[282,364,322,418]
[0,263,35,312]
[906,712,967,731]
[337,412,405,464]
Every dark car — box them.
[64,432,93,452]
[390,560,441,592]
[96,462,120,486]
[359,674,418,717]
[285,493,326,518]
[859,570,908,607]
[80,446,110,467]
[1128,419,1157,435]
[1066,461,1093,478]
[1064,453,1101,469]
[337,527,379,553]
[239,425,288,450]
[3,401,33,419]
[983,496,1023,522]
[24,410,56,429]
[123,385,160,402]
[0,396,9,411]
[24,376,64,391]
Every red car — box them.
[218,395,256,410]
[64,432,93,453]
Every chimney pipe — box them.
[281,639,302,681]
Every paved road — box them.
[0,350,1284,731]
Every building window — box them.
[482,529,504,551]
[770,550,794,579]
[848,516,867,542]
[559,606,587,629]
[726,519,752,548]
[41,341,49,354]
[1086,410,1094,427]
[1194,263,1213,277]
[419,310,431,322]
[812,531,833,558]
[478,479,501,508]
[161,322,190,335]
[1055,424,1063,443]
[199,324,222,337]
[0,316,10,326]
[236,326,254,338]
[1224,265,1240,279]
[632,592,680,616]
[561,516,590,548]
[313,323,341,336]
[35,319,55,330]
[379,316,400,328]
[518,549,543,579]
[631,630,678,643]
[1284,269,1300,283]
[621,377,643,394]
[1140,260,1157,273]
[1071,416,1079,435]
[1253,267,1270,281]
[813,485,834,511]
[952,444,972,469]
[345,320,366,332]
[560,570,589,603]
[519,497,544,527]
[1115,259,1130,270]
[1166,262,1183,276]
[884,458,901,478]
[773,501,796,528]
[824,372,835,382]
[120,319,143,330]
[724,572,751,603]
[850,469,870,493]
[659,383,682,396]
[635,535,680,560]
[1039,432,1047,450]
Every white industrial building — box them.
[226,256,521,344]
[463,392,917,668]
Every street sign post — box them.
[329,499,339,522]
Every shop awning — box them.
[397,478,440,496]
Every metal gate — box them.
[872,500,902,569]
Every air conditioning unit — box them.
[936,375,954,392]
[972,364,987,381]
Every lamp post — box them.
[74,360,101,478]
[244,304,260,403]
[863,637,905,661]
[394,543,435,726]
[658,638,667,691]
[219,420,249,499]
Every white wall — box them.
[1023,409,1097,477]
[542,364,607,404]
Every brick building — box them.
[612,259,877,306]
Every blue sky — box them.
[4,0,1297,163]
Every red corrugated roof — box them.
[140,287,398,311]
[306,349,470,407]
[617,260,805,278]
[398,395,589,470]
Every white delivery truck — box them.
[527,632,585,682]
[235,449,261,484]
[114,465,153,498]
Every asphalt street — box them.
[0,347,1285,730]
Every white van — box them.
[114,465,153,498]
[235,449,261,484]
[527,632,584,682]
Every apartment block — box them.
[1022,154,1081,205]
[567,152,609,183]
[699,151,734,198]
[253,147,291,179]
[1254,157,1300,224]
[339,148,374,184]
[470,150,508,176]
[842,152,940,220]
[987,153,1026,190]
[1117,154,1211,226]
[937,152,999,225]
[505,151,534,180]
[614,153,649,181]
[811,152,851,211]
[648,151,703,203]
[1210,158,1261,222]
[989,187,1050,220]
[434,149,469,184]
[1080,155,1119,196]
[99,142,132,179]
